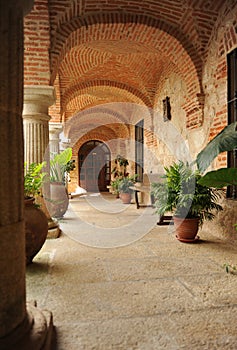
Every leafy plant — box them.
[151,161,223,226]
[65,159,76,173]
[110,155,132,195]
[196,121,237,187]
[110,177,122,195]
[118,175,137,194]
[50,148,73,185]
[196,122,237,235]
[111,155,129,179]
[24,162,47,198]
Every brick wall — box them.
[24,0,51,85]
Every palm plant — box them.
[118,175,137,194]
[151,161,223,226]
[50,148,73,185]
[196,121,237,187]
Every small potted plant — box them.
[110,155,129,198]
[151,161,223,242]
[118,175,137,204]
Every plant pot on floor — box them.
[24,197,48,265]
[49,182,69,218]
[173,217,199,242]
[120,192,132,204]
[151,161,223,243]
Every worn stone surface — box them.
[26,193,237,349]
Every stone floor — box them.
[26,193,237,349]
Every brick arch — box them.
[64,102,153,141]
[63,104,132,146]
[72,124,129,157]
[51,13,202,83]
[62,81,152,115]
[71,126,122,192]
[50,15,202,98]
[59,50,156,109]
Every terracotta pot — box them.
[173,217,199,241]
[49,182,69,218]
[120,192,132,204]
[24,197,48,265]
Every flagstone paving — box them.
[26,193,237,349]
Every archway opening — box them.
[78,140,111,192]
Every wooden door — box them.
[79,141,110,192]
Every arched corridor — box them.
[1,0,237,349]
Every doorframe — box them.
[78,140,111,192]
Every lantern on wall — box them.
[163,96,172,121]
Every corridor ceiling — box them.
[46,0,235,133]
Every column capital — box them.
[49,122,63,138]
[23,86,55,163]
[23,86,56,117]
[49,123,63,156]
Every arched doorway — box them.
[78,140,111,192]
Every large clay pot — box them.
[24,197,48,265]
[120,192,132,204]
[174,217,199,242]
[49,182,69,218]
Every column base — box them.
[0,301,54,350]
[47,218,61,239]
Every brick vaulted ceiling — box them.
[25,0,237,131]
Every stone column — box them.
[49,122,63,157]
[23,86,56,165]
[0,2,27,341]
[0,2,53,349]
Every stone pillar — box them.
[0,2,53,349]
[23,86,56,165]
[49,122,63,157]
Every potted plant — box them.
[118,175,137,204]
[111,155,129,178]
[110,177,122,198]
[24,162,48,264]
[110,155,129,198]
[151,161,223,242]
[47,147,74,218]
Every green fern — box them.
[151,161,223,226]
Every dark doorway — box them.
[78,140,110,192]
[227,48,237,199]
[135,119,144,182]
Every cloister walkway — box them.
[26,193,237,349]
